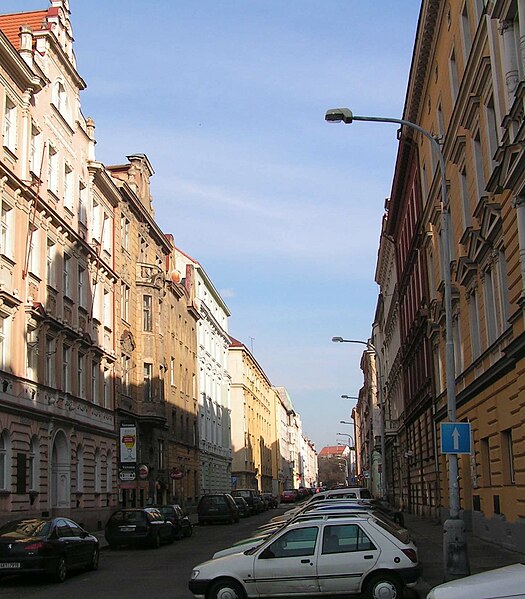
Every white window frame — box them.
[62,344,71,393]
[0,201,14,259]
[64,163,74,211]
[77,352,86,399]
[48,145,59,194]
[3,95,17,152]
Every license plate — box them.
[119,526,135,532]
[0,563,21,569]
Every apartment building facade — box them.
[371,0,525,548]
[0,1,117,529]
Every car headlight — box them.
[191,569,200,580]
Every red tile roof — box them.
[0,11,48,50]
[319,445,347,457]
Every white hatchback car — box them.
[426,563,525,599]
[190,514,420,599]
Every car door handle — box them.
[301,559,312,564]
[363,555,374,559]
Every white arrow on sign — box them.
[452,427,460,450]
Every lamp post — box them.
[332,337,385,499]
[326,108,469,578]
[337,433,355,484]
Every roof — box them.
[318,445,348,457]
[0,11,48,50]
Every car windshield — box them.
[109,511,145,524]
[0,519,51,538]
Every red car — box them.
[280,489,299,503]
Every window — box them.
[103,366,111,408]
[30,123,42,175]
[121,283,130,322]
[45,337,55,386]
[76,445,84,492]
[0,201,14,259]
[480,436,491,486]
[452,314,463,376]
[437,102,445,140]
[322,524,375,554]
[48,145,58,194]
[170,357,175,386]
[28,436,39,491]
[461,3,472,59]
[0,314,9,371]
[121,354,131,395]
[92,198,101,242]
[468,290,481,359]
[62,345,71,393]
[78,181,87,225]
[78,265,86,307]
[3,96,17,151]
[94,448,101,493]
[472,130,485,198]
[459,165,472,227]
[52,81,70,121]
[63,253,71,297]
[265,527,318,558]
[121,215,130,251]
[449,48,459,101]
[64,164,74,211]
[28,226,40,276]
[144,362,153,401]
[103,288,112,329]
[47,239,56,288]
[143,295,152,331]
[0,430,10,491]
[501,429,515,485]
[92,361,99,404]
[77,353,86,398]
[485,96,499,164]
[26,327,38,380]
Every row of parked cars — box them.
[189,487,420,599]
[0,503,193,583]
[197,490,279,524]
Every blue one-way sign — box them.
[440,422,471,454]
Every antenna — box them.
[249,336,255,354]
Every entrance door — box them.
[50,431,70,509]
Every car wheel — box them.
[364,573,402,599]
[87,548,99,571]
[184,524,193,537]
[208,579,245,599]
[53,556,67,583]
[176,525,184,540]
[150,532,161,549]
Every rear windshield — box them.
[373,517,410,544]
[109,511,146,524]
[0,519,51,538]
[200,496,226,507]
[233,490,251,498]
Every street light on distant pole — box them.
[332,336,385,499]
[325,107,469,578]
[337,433,355,484]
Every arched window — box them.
[76,444,84,493]
[29,436,39,491]
[94,448,101,493]
[0,430,11,491]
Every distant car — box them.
[231,489,263,515]
[233,497,250,518]
[262,492,278,508]
[153,504,193,539]
[105,507,174,549]
[197,494,239,525]
[189,513,420,599]
[426,563,525,599]
[280,489,299,503]
[0,517,99,583]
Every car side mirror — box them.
[259,548,275,560]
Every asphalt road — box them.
[0,504,422,599]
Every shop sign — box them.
[170,468,184,480]
[138,464,149,479]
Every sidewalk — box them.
[404,512,524,596]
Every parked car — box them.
[426,563,525,599]
[197,494,239,524]
[189,513,420,599]
[0,517,99,583]
[153,504,193,539]
[233,496,250,518]
[231,489,264,515]
[104,507,174,549]
[262,492,279,508]
[280,489,299,503]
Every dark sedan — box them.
[153,504,193,539]
[0,517,99,583]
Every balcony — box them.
[136,262,164,289]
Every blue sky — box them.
[7,0,421,452]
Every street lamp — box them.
[336,434,355,484]
[332,336,385,499]
[326,107,468,578]
[341,394,359,401]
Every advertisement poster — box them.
[120,424,137,464]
